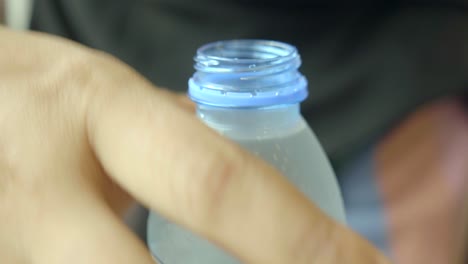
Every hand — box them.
[0,26,389,264]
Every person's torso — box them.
[31,0,468,166]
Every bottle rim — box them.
[188,39,308,108]
[194,39,299,73]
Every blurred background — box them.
[3,0,467,263]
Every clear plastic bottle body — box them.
[147,104,346,263]
[197,104,346,223]
[147,39,346,263]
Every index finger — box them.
[86,59,388,264]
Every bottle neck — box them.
[189,40,308,108]
[196,104,304,140]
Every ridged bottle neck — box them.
[189,40,308,108]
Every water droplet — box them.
[248,64,256,69]
[220,91,227,95]
[275,91,280,96]
[201,60,219,66]
[250,91,257,97]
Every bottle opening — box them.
[189,40,308,108]
[194,40,298,73]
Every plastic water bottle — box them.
[147,40,346,263]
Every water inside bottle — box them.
[236,126,345,222]
[148,125,345,263]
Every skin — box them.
[0,26,391,264]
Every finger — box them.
[87,81,325,263]
[174,93,196,113]
[155,89,195,113]
[87,67,386,263]
[30,193,156,264]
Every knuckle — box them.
[187,148,245,226]
[52,52,95,89]
[31,52,96,113]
